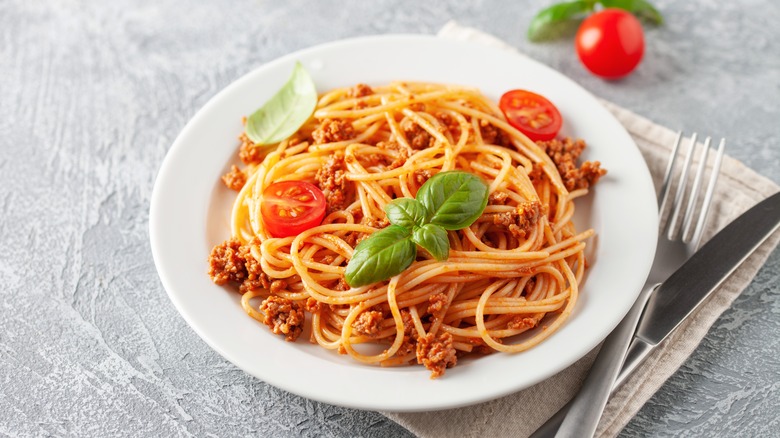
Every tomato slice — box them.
[261,181,327,238]
[498,90,563,142]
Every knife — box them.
[620,190,780,385]
[530,191,780,438]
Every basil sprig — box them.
[528,1,593,42]
[528,0,662,42]
[600,0,662,24]
[344,171,489,287]
[245,62,317,145]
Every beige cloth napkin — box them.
[383,22,780,438]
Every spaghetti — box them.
[208,81,605,378]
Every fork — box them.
[612,132,725,389]
[531,132,726,438]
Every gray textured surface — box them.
[1,0,778,437]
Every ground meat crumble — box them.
[208,239,247,284]
[535,137,607,191]
[312,119,356,144]
[508,316,537,330]
[436,112,461,137]
[260,296,305,342]
[239,271,271,295]
[348,83,374,98]
[427,293,448,318]
[376,140,410,169]
[413,169,432,185]
[488,191,509,205]
[208,238,275,296]
[364,218,390,229]
[305,297,321,314]
[487,201,542,239]
[527,162,546,184]
[352,310,384,338]
[238,132,264,165]
[416,332,458,379]
[333,278,350,291]
[409,102,426,112]
[464,337,495,356]
[400,119,436,150]
[221,165,246,191]
[479,119,511,147]
[396,309,417,358]
[314,152,350,212]
[241,240,269,293]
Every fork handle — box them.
[613,337,655,389]
[530,283,659,438]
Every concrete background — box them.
[1,0,778,436]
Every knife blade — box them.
[635,190,780,346]
[530,190,780,438]
[611,190,780,391]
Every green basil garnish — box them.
[411,224,450,261]
[245,62,317,145]
[344,225,416,288]
[344,171,489,287]
[528,0,592,42]
[599,0,662,24]
[528,0,662,41]
[385,198,428,229]
[417,171,490,230]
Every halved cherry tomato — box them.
[575,9,644,79]
[498,90,562,142]
[261,181,326,238]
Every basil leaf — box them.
[417,171,489,230]
[528,0,593,42]
[385,198,428,229]
[411,224,449,261]
[346,171,488,285]
[599,0,663,24]
[245,62,317,145]
[344,225,417,288]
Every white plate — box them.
[150,35,658,412]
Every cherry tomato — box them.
[575,9,644,79]
[261,181,326,238]
[499,89,563,141]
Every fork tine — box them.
[690,138,725,248]
[681,136,712,242]
[658,131,683,211]
[666,133,698,239]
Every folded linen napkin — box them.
[383,22,780,438]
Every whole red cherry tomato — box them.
[499,89,563,141]
[575,9,644,79]
[261,181,326,238]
